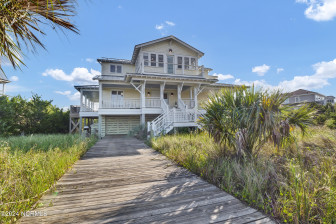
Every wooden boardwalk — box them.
[20,136,274,224]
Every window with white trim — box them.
[158,54,164,67]
[143,52,164,67]
[295,97,299,103]
[151,54,156,66]
[110,64,122,73]
[184,57,189,70]
[143,53,149,66]
[176,56,197,70]
[177,57,183,69]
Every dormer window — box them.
[110,64,122,73]
[184,57,189,70]
[151,54,156,66]
[143,53,149,66]
[143,52,164,67]
[177,56,197,70]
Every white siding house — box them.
[72,36,235,138]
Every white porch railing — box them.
[178,99,187,110]
[145,97,161,108]
[102,99,141,109]
[148,107,205,137]
[182,99,195,109]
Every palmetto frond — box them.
[0,0,78,75]
[199,86,315,156]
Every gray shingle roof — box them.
[289,89,325,97]
[97,58,133,64]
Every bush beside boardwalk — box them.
[151,127,336,223]
[0,134,97,224]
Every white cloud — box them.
[165,21,175,26]
[252,64,270,76]
[296,0,336,21]
[42,67,100,85]
[55,90,71,95]
[213,73,234,81]
[10,76,19,81]
[55,90,80,101]
[68,92,80,101]
[62,106,70,111]
[155,24,164,30]
[85,58,94,63]
[5,84,30,93]
[277,68,284,74]
[234,79,276,90]
[235,58,336,92]
[155,21,176,35]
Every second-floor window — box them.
[177,57,183,69]
[110,64,122,73]
[151,54,156,66]
[177,56,197,70]
[143,52,164,67]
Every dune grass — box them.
[0,134,97,223]
[151,126,336,223]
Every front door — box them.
[167,55,174,74]
[164,93,169,105]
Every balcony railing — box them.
[102,99,140,109]
[182,99,195,109]
[137,59,206,76]
[81,104,99,112]
[145,97,161,108]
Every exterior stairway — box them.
[147,100,204,137]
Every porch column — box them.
[98,115,102,138]
[160,83,165,101]
[177,84,182,108]
[80,89,83,108]
[194,86,198,111]
[99,82,102,108]
[140,82,146,125]
[79,117,83,134]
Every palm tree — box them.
[0,0,78,75]
[199,86,315,156]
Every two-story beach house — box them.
[283,89,335,106]
[71,36,234,138]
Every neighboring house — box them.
[71,36,235,138]
[283,89,335,105]
[325,95,335,104]
[0,73,10,96]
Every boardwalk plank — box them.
[19,136,274,224]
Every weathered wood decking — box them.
[20,136,274,224]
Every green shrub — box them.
[152,127,336,223]
[0,134,97,223]
[325,118,336,129]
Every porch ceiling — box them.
[126,73,218,84]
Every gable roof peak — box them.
[131,36,204,63]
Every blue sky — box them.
[4,0,336,108]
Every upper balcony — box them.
[135,54,211,77]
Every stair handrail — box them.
[178,99,187,110]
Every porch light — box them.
[147,92,151,96]
[171,92,174,96]
[169,49,173,53]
